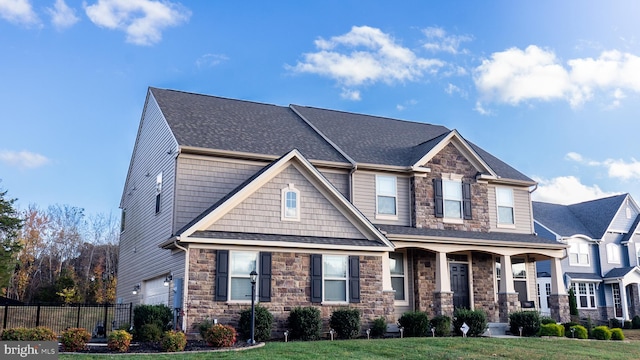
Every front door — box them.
[450,263,470,309]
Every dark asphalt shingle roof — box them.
[189,230,387,247]
[150,88,533,183]
[533,194,628,239]
[622,215,640,244]
[565,272,602,281]
[604,267,637,279]
[378,225,564,246]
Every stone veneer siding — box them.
[186,249,392,339]
[412,143,490,231]
[471,252,499,322]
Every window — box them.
[568,242,589,266]
[434,177,471,220]
[310,254,360,303]
[120,208,126,232]
[376,175,397,216]
[496,187,514,225]
[155,172,163,214]
[443,180,462,219]
[281,184,300,221]
[607,243,621,264]
[636,246,640,266]
[613,283,622,317]
[229,251,258,301]
[571,282,597,309]
[389,252,406,302]
[214,251,272,302]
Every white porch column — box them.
[435,251,450,292]
[550,257,567,295]
[381,251,393,291]
[499,255,515,293]
[621,281,630,320]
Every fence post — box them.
[35,304,41,327]
[3,305,8,330]
[103,303,109,335]
[77,305,82,328]
[129,303,133,329]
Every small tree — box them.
[568,287,579,317]
[0,187,23,294]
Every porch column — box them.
[498,255,519,322]
[621,281,630,320]
[434,251,453,317]
[549,257,570,322]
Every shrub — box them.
[568,325,588,339]
[161,330,187,352]
[287,306,322,341]
[205,324,236,348]
[138,323,163,342]
[624,320,633,329]
[430,315,451,337]
[538,323,564,337]
[1,327,57,341]
[60,328,91,352]
[1,328,29,340]
[563,322,578,336]
[453,308,487,337]
[609,318,622,328]
[540,316,556,325]
[633,315,640,329]
[329,308,361,339]
[108,330,133,352]
[133,304,172,340]
[610,327,624,341]
[32,326,58,341]
[398,311,429,337]
[238,305,274,342]
[196,318,214,339]
[568,287,579,316]
[592,326,612,340]
[370,316,387,338]
[509,311,540,337]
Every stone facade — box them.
[471,252,499,322]
[498,293,520,322]
[412,250,437,314]
[549,294,571,323]
[186,248,391,339]
[412,143,490,231]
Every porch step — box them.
[483,322,509,337]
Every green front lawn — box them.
[60,336,640,360]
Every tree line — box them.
[1,186,119,304]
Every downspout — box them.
[173,238,188,331]
[529,183,539,236]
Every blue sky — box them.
[1,0,640,218]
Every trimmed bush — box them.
[161,330,187,352]
[370,316,387,338]
[540,316,556,325]
[133,304,172,340]
[108,330,133,352]
[330,308,361,339]
[592,326,612,340]
[509,311,540,337]
[453,308,487,337]
[205,324,236,348]
[138,323,163,342]
[430,315,451,337]
[238,305,274,342]
[568,325,588,339]
[611,327,624,341]
[609,318,622,329]
[60,328,91,352]
[1,327,57,341]
[624,320,633,329]
[287,306,322,341]
[538,323,564,337]
[632,315,640,329]
[563,322,578,336]
[196,318,214,339]
[398,311,429,337]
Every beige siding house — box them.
[117,87,569,338]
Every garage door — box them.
[144,276,169,306]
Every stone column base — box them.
[549,294,570,323]
[498,293,520,322]
[433,291,454,318]
[382,290,397,323]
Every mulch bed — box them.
[63,340,254,354]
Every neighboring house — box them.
[117,87,569,336]
[534,194,640,322]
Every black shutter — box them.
[310,254,323,303]
[215,250,229,301]
[433,178,444,218]
[462,182,472,220]
[348,256,360,303]
[259,252,272,302]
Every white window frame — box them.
[228,251,258,303]
[568,242,590,266]
[636,245,640,266]
[281,184,300,221]
[322,255,348,304]
[389,251,408,306]
[571,282,597,309]
[155,172,163,214]
[376,175,397,219]
[496,187,515,227]
[442,175,463,223]
[606,243,621,264]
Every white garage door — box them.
[144,276,169,306]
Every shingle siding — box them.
[488,186,533,234]
[352,171,411,226]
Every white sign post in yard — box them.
[460,322,470,337]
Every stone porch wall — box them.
[186,249,392,339]
[471,252,499,322]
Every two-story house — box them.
[534,194,640,322]
[117,87,569,336]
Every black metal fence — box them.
[1,303,133,337]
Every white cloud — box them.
[84,0,191,46]
[0,150,49,169]
[396,98,418,111]
[195,53,229,68]
[474,45,640,110]
[0,0,40,26]
[48,0,79,30]
[566,151,640,181]
[340,88,361,101]
[445,83,467,98]
[532,175,618,205]
[287,26,444,91]
[422,26,472,54]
